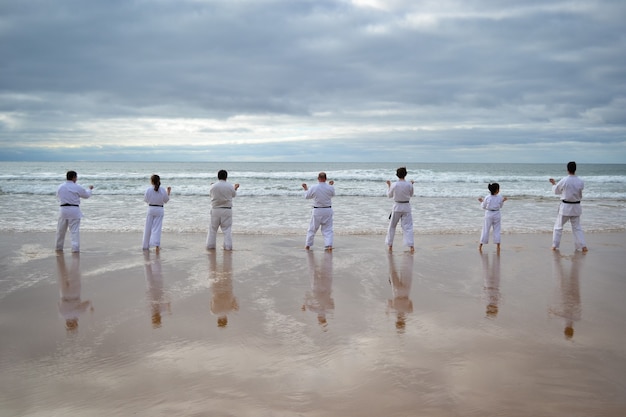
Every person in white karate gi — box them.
[478,182,507,253]
[549,161,588,252]
[142,174,171,252]
[385,167,415,252]
[302,172,335,251]
[55,170,93,253]
[207,170,239,250]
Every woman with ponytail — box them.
[143,174,171,252]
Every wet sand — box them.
[1,231,625,417]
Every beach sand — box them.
[1,231,625,417]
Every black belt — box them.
[314,206,331,208]
[149,204,163,207]
[215,207,231,209]
[396,201,409,203]
[60,204,79,207]
[562,200,580,204]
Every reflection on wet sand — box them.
[144,251,171,328]
[549,250,583,339]
[302,250,334,328]
[56,253,93,333]
[3,232,624,417]
[481,252,501,318]
[386,252,414,332]
[209,250,239,327]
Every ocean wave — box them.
[1,162,625,234]
[0,184,626,199]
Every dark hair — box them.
[218,170,228,180]
[488,183,500,195]
[66,170,77,181]
[318,172,327,181]
[151,174,161,191]
[567,161,577,174]
[396,167,407,179]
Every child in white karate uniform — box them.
[478,183,507,253]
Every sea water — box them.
[0,161,624,235]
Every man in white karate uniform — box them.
[55,170,93,253]
[207,169,239,250]
[302,172,335,251]
[385,167,415,252]
[549,161,588,252]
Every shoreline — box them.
[1,231,625,416]
[1,228,624,251]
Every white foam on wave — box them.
[1,162,625,233]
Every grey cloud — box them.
[0,0,625,162]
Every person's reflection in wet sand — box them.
[302,250,334,328]
[209,250,238,328]
[481,252,501,319]
[144,251,171,328]
[549,250,583,340]
[386,252,414,332]
[56,252,93,333]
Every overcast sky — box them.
[1,0,625,163]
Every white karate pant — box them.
[56,218,82,252]
[480,210,501,245]
[306,208,333,248]
[143,207,164,250]
[386,211,414,248]
[207,208,233,250]
[552,214,586,250]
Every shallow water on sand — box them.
[1,232,625,416]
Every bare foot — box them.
[388,245,393,252]
[325,246,332,252]
[551,246,558,251]
[155,246,160,253]
[496,243,501,254]
[582,247,588,252]
[478,243,483,252]
[305,246,310,250]
[409,246,415,253]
